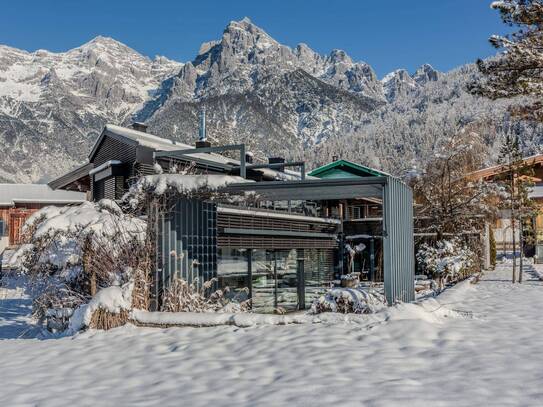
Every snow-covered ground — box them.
[1,264,543,406]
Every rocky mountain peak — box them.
[381,69,417,102]
[327,49,353,65]
[222,17,278,51]
[413,63,439,84]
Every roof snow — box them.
[132,174,253,196]
[99,124,233,166]
[0,184,86,206]
[99,124,307,180]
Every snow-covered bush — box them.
[311,287,385,314]
[12,200,148,332]
[417,238,479,289]
[68,282,134,333]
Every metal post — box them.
[239,144,246,179]
[273,251,278,308]
[519,218,524,284]
[369,238,375,282]
[247,249,253,299]
[297,256,305,310]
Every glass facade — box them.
[303,249,335,306]
[251,250,276,313]
[218,247,335,313]
[275,249,299,312]
[217,248,250,302]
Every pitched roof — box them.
[89,124,233,165]
[308,159,389,178]
[89,124,306,181]
[48,162,93,190]
[467,154,543,180]
[0,184,86,206]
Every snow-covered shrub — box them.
[416,238,479,289]
[12,200,147,332]
[311,287,385,314]
[68,282,134,333]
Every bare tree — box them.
[412,127,498,239]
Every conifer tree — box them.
[470,0,543,122]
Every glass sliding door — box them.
[217,248,250,302]
[251,250,276,313]
[251,249,300,313]
[275,249,299,312]
[303,249,334,307]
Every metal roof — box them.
[90,124,237,167]
[468,154,543,180]
[222,177,388,200]
[308,159,390,178]
[89,124,306,181]
[48,162,93,190]
[0,184,86,206]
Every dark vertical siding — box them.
[91,136,138,200]
[93,136,137,171]
[155,199,218,301]
[104,178,116,200]
[93,179,105,201]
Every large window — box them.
[251,249,298,313]
[303,249,335,306]
[217,248,250,302]
[218,247,336,313]
[251,250,276,313]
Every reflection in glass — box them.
[251,250,275,312]
[217,248,249,302]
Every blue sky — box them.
[0,0,506,77]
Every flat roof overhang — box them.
[48,162,93,191]
[221,177,387,200]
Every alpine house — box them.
[50,116,415,312]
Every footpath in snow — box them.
[1,264,543,406]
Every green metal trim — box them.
[308,159,388,178]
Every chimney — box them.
[131,122,148,133]
[332,155,339,161]
[245,152,254,164]
[195,107,211,148]
[268,156,285,171]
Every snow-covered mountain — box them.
[0,18,541,183]
[0,37,181,182]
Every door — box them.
[9,210,34,245]
[251,249,300,313]
[275,249,298,312]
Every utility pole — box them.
[519,217,524,284]
[511,171,516,284]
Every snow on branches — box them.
[417,238,479,290]
[470,0,543,122]
[411,127,499,236]
[311,287,386,314]
[12,200,148,332]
